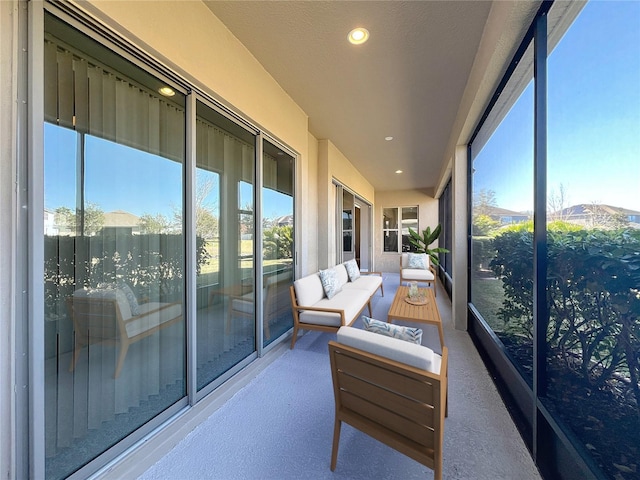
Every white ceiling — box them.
[204,1,495,193]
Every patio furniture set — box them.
[289,253,448,479]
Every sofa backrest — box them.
[293,274,326,306]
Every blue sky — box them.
[473,0,640,213]
[46,1,638,219]
[45,124,293,219]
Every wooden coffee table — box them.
[387,286,445,349]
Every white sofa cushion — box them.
[336,326,441,374]
[294,274,326,306]
[299,289,370,327]
[342,274,382,297]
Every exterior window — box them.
[382,207,418,253]
[470,41,534,387]
[544,2,640,477]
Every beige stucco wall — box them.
[374,189,439,273]
[316,139,375,269]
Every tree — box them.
[139,213,172,234]
[473,188,497,217]
[54,203,104,236]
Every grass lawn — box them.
[471,274,506,332]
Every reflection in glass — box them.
[44,15,185,479]
[401,206,418,252]
[262,140,295,347]
[545,2,640,476]
[382,207,399,252]
[195,102,256,390]
[470,42,535,386]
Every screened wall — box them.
[468,2,640,479]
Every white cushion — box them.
[294,274,326,306]
[336,326,441,374]
[333,264,349,289]
[401,268,435,282]
[342,274,382,297]
[125,302,182,337]
[298,289,370,327]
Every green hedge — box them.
[489,228,640,413]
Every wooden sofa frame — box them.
[66,296,182,379]
[328,340,448,479]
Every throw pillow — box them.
[408,253,429,270]
[362,316,423,345]
[118,281,141,316]
[344,258,361,282]
[318,268,342,299]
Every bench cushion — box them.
[336,326,441,374]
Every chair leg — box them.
[69,333,82,372]
[113,340,130,379]
[290,323,299,349]
[330,419,342,471]
[367,300,372,316]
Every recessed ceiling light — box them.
[158,86,175,97]
[385,136,393,141]
[395,170,403,174]
[348,27,369,45]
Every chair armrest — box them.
[360,271,382,276]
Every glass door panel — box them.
[44,15,186,479]
[262,140,294,347]
[195,101,256,390]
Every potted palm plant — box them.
[407,224,449,266]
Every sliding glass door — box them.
[262,140,294,347]
[44,14,186,479]
[195,101,256,390]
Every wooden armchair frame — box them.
[328,340,448,479]
[66,296,182,379]
[399,254,438,296]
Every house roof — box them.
[103,210,140,228]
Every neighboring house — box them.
[552,204,640,229]
[43,209,58,236]
[485,206,530,225]
[101,210,142,236]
